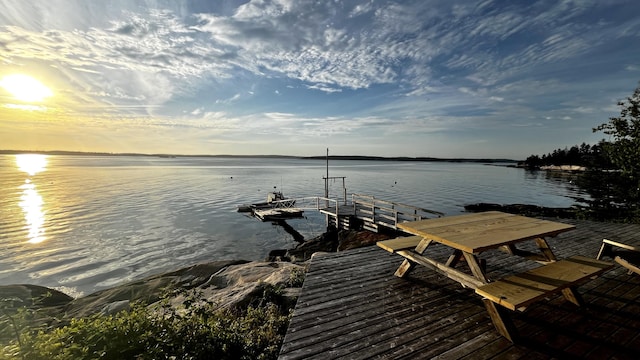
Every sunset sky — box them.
[1,0,639,159]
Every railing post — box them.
[371,196,376,224]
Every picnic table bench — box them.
[474,255,612,311]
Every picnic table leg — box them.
[394,259,414,277]
[445,250,463,267]
[483,299,519,343]
[535,238,557,261]
[561,287,585,307]
[464,253,520,341]
[501,244,516,255]
[394,238,433,278]
[462,253,488,282]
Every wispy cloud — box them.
[1,0,639,158]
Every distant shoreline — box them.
[0,150,520,164]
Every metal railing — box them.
[352,193,443,230]
[269,196,341,215]
[269,193,443,230]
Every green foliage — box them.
[287,266,306,288]
[590,83,640,222]
[0,288,292,360]
[523,142,612,169]
[523,83,640,223]
[593,84,640,175]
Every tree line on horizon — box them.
[523,142,612,169]
[524,82,640,223]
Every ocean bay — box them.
[0,155,586,297]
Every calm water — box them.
[0,154,587,297]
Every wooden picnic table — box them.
[378,211,613,342]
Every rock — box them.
[285,228,395,261]
[100,300,130,315]
[169,261,304,310]
[0,284,73,311]
[0,284,74,337]
[47,260,302,319]
[63,260,250,318]
[310,251,330,259]
[464,203,578,219]
[337,229,392,251]
[280,287,302,309]
[286,227,339,261]
[266,249,290,262]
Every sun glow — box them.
[1,74,53,102]
[16,154,48,175]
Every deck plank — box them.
[278,218,640,360]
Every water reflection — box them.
[16,154,48,175]
[524,168,589,203]
[19,180,46,243]
[15,154,48,243]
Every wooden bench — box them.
[596,238,640,276]
[475,255,613,311]
[377,235,423,253]
[596,238,639,260]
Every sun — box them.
[0,74,53,102]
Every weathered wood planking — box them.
[278,218,640,360]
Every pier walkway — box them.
[278,218,640,359]
[286,194,443,232]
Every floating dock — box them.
[254,208,304,221]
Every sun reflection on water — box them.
[19,180,46,243]
[15,154,48,243]
[16,154,48,175]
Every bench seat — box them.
[597,238,639,260]
[475,255,613,311]
[596,239,640,275]
[377,235,423,253]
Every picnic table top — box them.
[397,211,575,254]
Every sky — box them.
[1,0,639,159]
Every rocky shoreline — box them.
[0,227,393,331]
[463,202,581,218]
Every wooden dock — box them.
[278,218,640,359]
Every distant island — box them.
[303,155,519,163]
[0,149,519,163]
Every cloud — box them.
[1,0,639,158]
[215,93,241,104]
[306,84,342,93]
[2,0,635,107]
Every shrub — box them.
[1,288,292,360]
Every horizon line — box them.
[0,149,521,162]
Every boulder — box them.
[4,260,304,320]
[286,227,339,261]
[169,261,304,310]
[0,284,73,311]
[63,260,249,318]
[464,203,578,218]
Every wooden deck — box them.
[279,218,640,359]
